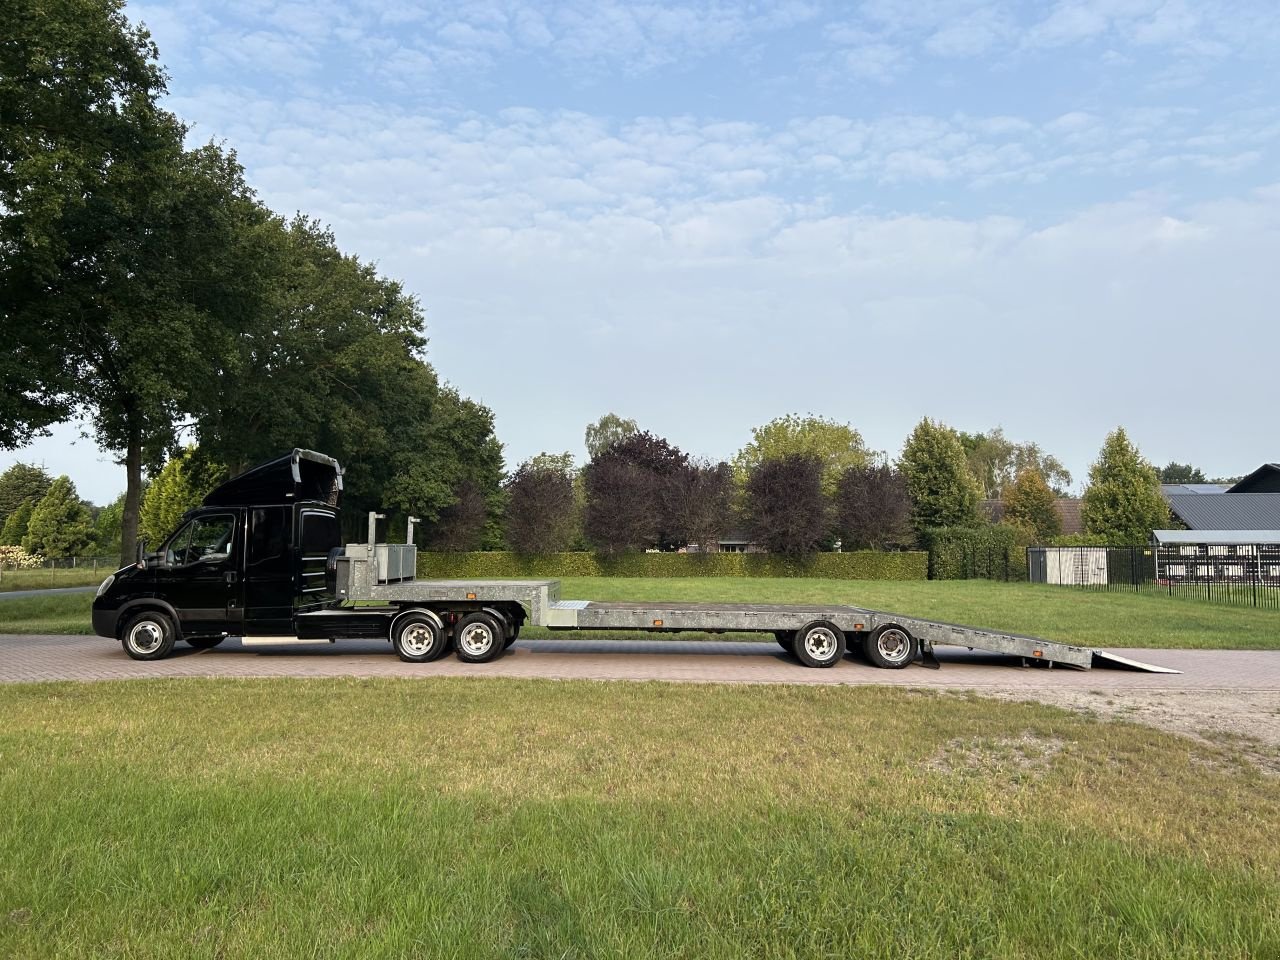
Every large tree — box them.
[2,1,267,565]
[138,447,226,545]
[1082,428,1169,544]
[23,476,93,558]
[504,457,579,554]
[667,459,734,553]
[582,431,690,553]
[584,413,639,460]
[0,501,35,546]
[1158,462,1208,484]
[958,428,1072,499]
[900,419,980,531]
[191,216,504,540]
[745,454,827,559]
[734,414,871,494]
[1002,467,1062,543]
[0,463,53,529]
[834,464,913,550]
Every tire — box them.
[186,636,225,650]
[503,623,521,649]
[454,612,505,663]
[392,612,447,663]
[121,611,177,661]
[774,630,795,654]
[865,624,917,669]
[793,621,845,668]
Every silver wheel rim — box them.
[128,621,164,654]
[401,623,435,656]
[803,627,837,661]
[876,628,911,663]
[459,623,495,657]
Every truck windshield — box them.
[165,515,235,567]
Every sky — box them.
[7,0,1280,504]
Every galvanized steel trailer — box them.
[329,520,1178,673]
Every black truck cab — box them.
[93,450,345,660]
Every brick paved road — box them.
[2,633,1276,690]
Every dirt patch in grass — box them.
[977,688,1280,772]
[929,730,1067,780]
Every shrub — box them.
[919,525,1030,581]
[0,545,44,569]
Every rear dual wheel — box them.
[865,624,917,669]
[455,612,505,664]
[392,613,448,663]
[793,622,845,669]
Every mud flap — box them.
[1091,650,1182,674]
[917,639,941,670]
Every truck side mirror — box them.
[135,538,148,569]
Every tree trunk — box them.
[119,420,143,568]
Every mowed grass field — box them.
[2,575,1277,649]
[1,678,1278,959]
[0,566,108,592]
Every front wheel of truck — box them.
[121,611,177,661]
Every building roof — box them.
[1153,530,1280,545]
[1228,464,1280,493]
[1164,493,1280,531]
[1160,483,1230,495]
[979,498,1084,535]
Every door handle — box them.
[225,572,238,584]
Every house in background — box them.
[1160,463,1280,532]
[979,498,1085,536]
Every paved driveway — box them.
[2,633,1275,689]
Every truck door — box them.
[154,511,244,637]
[244,506,293,636]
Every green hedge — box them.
[417,551,927,581]
[919,526,1029,582]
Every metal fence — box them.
[1027,544,1280,610]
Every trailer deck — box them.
[334,551,1178,672]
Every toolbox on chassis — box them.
[92,449,1177,674]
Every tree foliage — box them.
[582,431,690,554]
[23,476,93,558]
[734,414,871,494]
[0,463,53,529]
[744,454,827,559]
[1002,467,1062,543]
[900,419,980,532]
[1,0,268,564]
[92,493,126,556]
[668,460,734,553]
[834,465,914,550]
[1082,428,1169,544]
[584,413,639,460]
[504,458,579,554]
[0,501,35,546]
[1158,462,1208,484]
[958,428,1072,498]
[138,447,226,545]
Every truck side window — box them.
[300,511,340,558]
[166,516,235,566]
[248,507,287,569]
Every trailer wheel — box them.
[774,630,795,654]
[793,622,845,668]
[455,612,504,663]
[504,623,521,649]
[121,611,177,661]
[186,636,225,650]
[392,612,447,663]
[865,625,917,669]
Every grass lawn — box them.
[0,565,111,592]
[5,576,1275,649]
[1,678,1277,958]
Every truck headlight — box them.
[95,574,115,598]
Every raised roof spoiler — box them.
[202,449,343,508]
